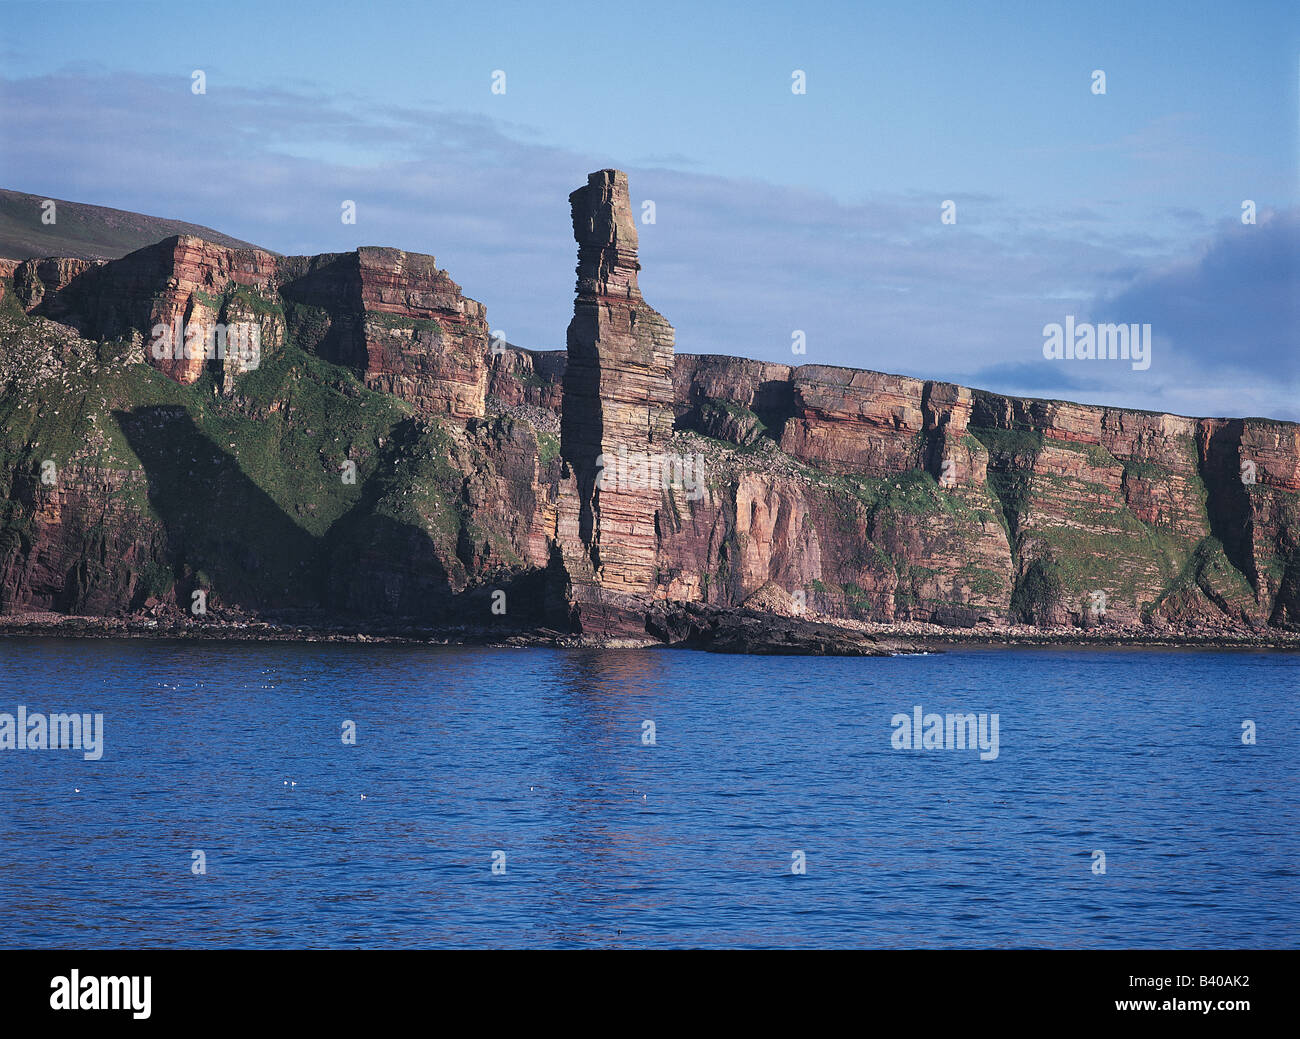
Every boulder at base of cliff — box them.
[646,601,918,656]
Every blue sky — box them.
[1,0,1297,418]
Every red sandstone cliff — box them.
[1,173,1297,644]
[10,236,490,419]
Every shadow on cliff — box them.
[116,406,334,611]
[277,256,368,370]
[672,378,795,446]
[1199,420,1259,592]
[115,406,549,629]
[559,317,604,564]
[321,430,555,626]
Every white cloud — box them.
[2,70,1294,420]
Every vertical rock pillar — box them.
[556,169,676,634]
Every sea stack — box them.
[555,169,676,636]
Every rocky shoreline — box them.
[1,609,1295,654]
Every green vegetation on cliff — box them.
[0,298,501,615]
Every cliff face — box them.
[10,236,490,418]
[1,170,1297,642]
[662,357,1014,626]
[278,246,490,419]
[487,345,564,412]
[14,237,279,384]
[664,356,1299,631]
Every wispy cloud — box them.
[1,70,1294,420]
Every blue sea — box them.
[0,638,1296,948]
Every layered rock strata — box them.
[9,237,489,418]
[1,172,1297,645]
[554,170,676,634]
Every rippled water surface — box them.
[0,638,1296,948]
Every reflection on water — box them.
[0,638,1296,948]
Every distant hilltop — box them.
[0,188,268,262]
